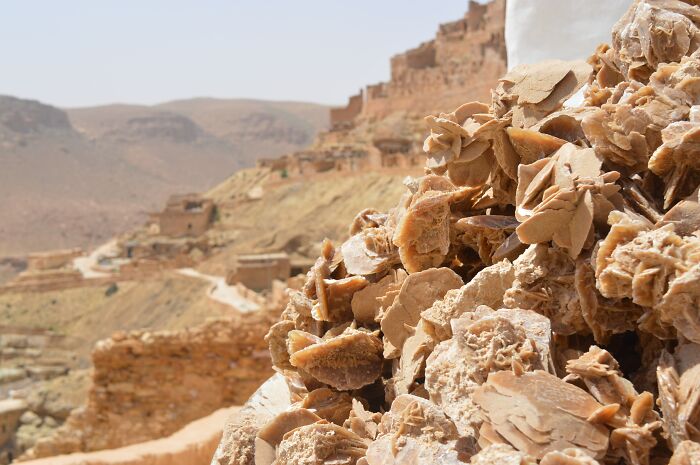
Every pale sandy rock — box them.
[581,81,688,173]
[390,320,436,397]
[343,399,381,441]
[505,127,567,165]
[380,267,462,356]
[289,329,383,390]
[670,440,700,465]
[610,0,700,82]
[349,208,388,236]
[594,211,700,341]
[365,394,464,465]
[303,239,336,300]
[504,244,588,335]
[351,269,407,325]
[421,260,515,341]
[393,177,472,273]
[213,3,700,464]
[659,187,700,235]
[266,320,296,372]
[342,226,400,276]
[657,343,700,449]
[574,258,643,344]
[649,120,700,208]
[211,375,292,465]
[275,422,367,465]
[540,448,601,465]
[473,370,609,459]
[312,275,368,322]
[257,408,322,447]
[454,215,519,264]
[588,43,624,91]
[534,108,595,143]
[469,444,536,465]
[515,143,622,259]
[425,308,546,438]
[423,103,517,209]
[281,290,324,336]
[300,388,354,425]
[423,101,491,171]
[492,60,592,128]
[564,345,663,462]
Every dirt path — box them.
[175,268,260,312]
[20,406,238,465]
[72,240,119,278]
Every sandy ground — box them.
[20,406,238,465]
[176,268,260,312]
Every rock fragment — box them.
[425,307,549,438]
[473,370,610,460]
[275,422,367,465]
[380,267,462,356]
[289,329,383,390]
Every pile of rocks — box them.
[213,1,700,464]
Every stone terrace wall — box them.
[24,312,278,460]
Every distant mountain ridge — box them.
[0,95,329,257]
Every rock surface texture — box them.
[215,1,700,464]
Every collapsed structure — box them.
[212,1,700,464]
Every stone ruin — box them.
[0,249,85,295]
[256,0,507,184]
[226,253,291,292]
[21,309,280,461]
[153,193,215,238]
[211,1,700,464]
[330,0,506,126]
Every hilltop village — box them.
[0,1,507,463]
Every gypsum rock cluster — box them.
[240,1,700,464]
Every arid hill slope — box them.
[0,96,328,257]
[200,168,415,275]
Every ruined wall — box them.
[362,0,506,119]
[226,254,291,291]
[330,91,364,127]
[26,249,83,272]
[159,208,213,238]
[329,0,506,126]
[24,313,277,460]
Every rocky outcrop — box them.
[22,312,278,460]
[0,96,73,137]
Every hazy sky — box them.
[0,1,473,108]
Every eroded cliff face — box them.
[21,312,278,460]
[331,0,506,125]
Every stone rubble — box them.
[213,1,700,464]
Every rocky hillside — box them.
[0,96,328,257]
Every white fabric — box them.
[505,0,633,69]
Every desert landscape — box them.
[3,0,700,464]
